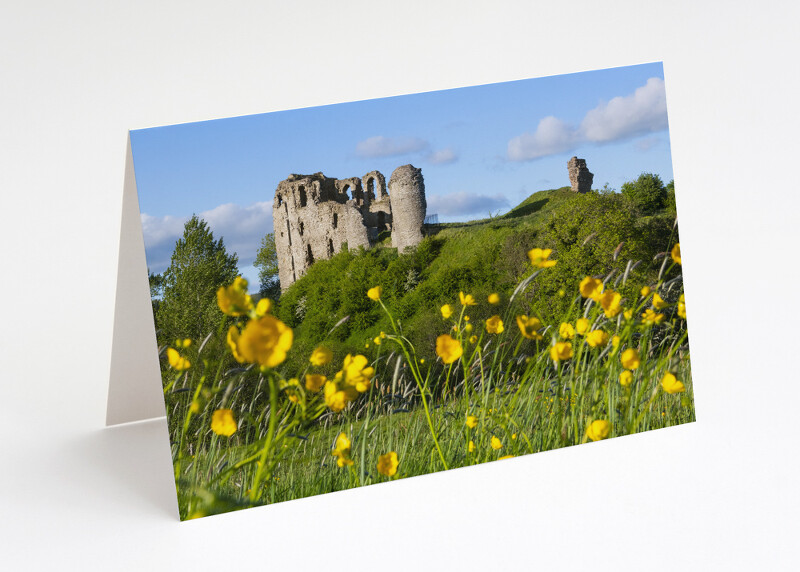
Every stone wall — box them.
[273,165,425,290]
[568,156,594,193]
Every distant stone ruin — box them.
[568,156,593,193]
[273,164,427,290]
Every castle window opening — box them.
[377,211,385,228]
[299,185,307,207]
[332,212,338,228]
[306,244,314,265]
[328,239,334,255]
[299,221,304,236]
[343,185,351,200]
[367,178,375,196]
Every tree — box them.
[620,173,667,215]
[155,215,239,345]
[254,231,281,300]
[148,269,164,315]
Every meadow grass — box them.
[164,245,692,519]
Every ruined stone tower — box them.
[272,165,426,290]
[388,165,426,252]
[568,156,593,193]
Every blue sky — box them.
[131,62,674,287]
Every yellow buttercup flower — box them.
[255,298,272,317]
[652,293,668,310]
[468,440,475,452]
[585,419,611,441]
[305,373,326,392]
[167,347,191,371]
[281,378,301,403]
[641,309,665,326]
[579,276,603,300]
[620,348,641,370]
[234,315,293,368]
[516,315,543,340]
[550,341,573,362]
[619,370,633,387]
[373,336,381,345]
[189,401,200,414]
[671,243,681,265]
[465,323,473,333]
[576,318,590,335]
[661,372,686,394]
[339,354,374,393]
[624,309,634,320]
[211,409,237,437]
[469,335,478,344]
[226,326,245,363]
[488,293,500,304]
[464,316,470,322]
[436,334,463,364]
[612,335,621,348]
[309,346,333,366]
[527,248,557,268]
[323,380,357,412]
[380,331,386,339]
[216,277,253,316]
[459,292,477,306]
[466,415,478,429]
[598,290,622,318]
[440,304,454,319]
[559,322,575,340]
[377,452,399,477]
[175,338,191,348]
[367,285,382,301]
[486,315,504,334]
[585,330,609,348]
[491,436,503,450]
[677,293,686,319]
[498,455,515,460]
[640,286,651,297]
[332,433,354,467]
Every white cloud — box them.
[142,201,274,274]
[355,135,429,158]
[581,77,668,142]
[507,116,578,161]
[634,135,663,151]
[427,191,509,218]
[507,77,668,161]
[426,147,458,165]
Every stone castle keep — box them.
[273,164,427,290]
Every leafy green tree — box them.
[665,179,676,217]
[148,270,164,315]
[156,215,239,346]
[254,232,281,300]
[620,173,667,215]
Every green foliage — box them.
[155,215,239,346]
[273,183,678,367]
[254,232,281,300]
[620,172,667,215]
[665,179,676,217]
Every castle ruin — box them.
[273,164,426,290]
[568,156,593,193]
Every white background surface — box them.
[2,1,799,569]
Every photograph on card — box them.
[131,61,693,520]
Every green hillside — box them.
[274,185,678,375]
